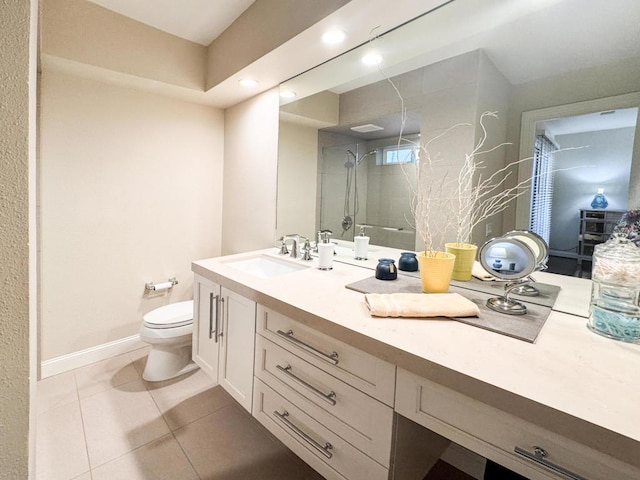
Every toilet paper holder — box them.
[145,277,178,291]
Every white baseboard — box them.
[41,334,146,379]
[441,443,486,479]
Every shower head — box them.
[344,150,356,168]
[357,149,378,164]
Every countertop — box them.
[192,245,640,467]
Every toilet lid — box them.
[143,300,193,329]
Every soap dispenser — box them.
[317,230,334,270]
[354,226,369,260]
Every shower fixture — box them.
[340,149,379,236]
[357,149,378,164]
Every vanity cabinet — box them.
[252,305,395,480]
[395,368,640,480]
[192,274,256,412]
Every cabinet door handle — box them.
[514,446,586,480]
[273,410,333,459]
[218,297,225,339]
[208,293,219,340]
[276,364,337,406]
[276,329,339,365]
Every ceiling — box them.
[87,0,256,46]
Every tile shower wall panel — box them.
[318,140,369,241]
[366,163,417,250]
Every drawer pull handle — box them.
[273,410,333,459]
[276,364,337,406]
[514,446,587,480]
[276,329,339,365]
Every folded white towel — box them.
[364,293,479,318]
[472,261,496,281]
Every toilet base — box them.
[142,344,199,382]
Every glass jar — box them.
[588,241,640,343]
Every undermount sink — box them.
[223,255,308,279]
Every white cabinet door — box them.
[219,287,256,412]
[192,275,221,381]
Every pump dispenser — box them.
[317,230,334,270]
[354,226,370,260]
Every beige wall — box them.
[0,0,35,477]
[39,69,224,360]
[41,0,207,90]
[277,121,319,240]
[222,89,280,254]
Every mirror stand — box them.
[511,278,539,297]
[487,280,531,315]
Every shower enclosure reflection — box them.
[318,131,418,249]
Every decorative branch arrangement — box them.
[452,111,533,246]
[408,111,578,254]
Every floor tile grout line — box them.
[171,402,250,480]
[171,430,202,479]
[72,369,94,479]
[135,350,205,480]
[86,432,184,474]
[74,358,171,475]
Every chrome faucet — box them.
[281,234,300,258]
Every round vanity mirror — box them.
[478,237,537,315]
[502,230,548,296]
[478,238,536,281]
[503,230,548,270]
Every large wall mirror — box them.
[276,0,640,264]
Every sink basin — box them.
[223,255,308,279]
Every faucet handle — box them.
[278,236,289,255]
[302,238,312,261]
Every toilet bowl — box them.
[139,300,199,382]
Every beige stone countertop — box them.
[192,247,640,467]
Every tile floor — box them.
[36,347,323,480]
[36,347,474,480]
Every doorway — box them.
[517,94,640,277]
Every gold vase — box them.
[445,243,478,281]
[417,251,456,293]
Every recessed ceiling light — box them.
[280,90,296,99]
[322,29,346,44]
[239,79,259,88]
[361,53,383,65]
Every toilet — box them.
[139,300,199,382]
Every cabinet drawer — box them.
[253,378,388,480]
[255,335,393,467]
[257,305,395,406]
[396,368,640,480]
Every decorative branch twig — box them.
[410,111,586,252]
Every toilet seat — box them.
[143,300,193,329]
